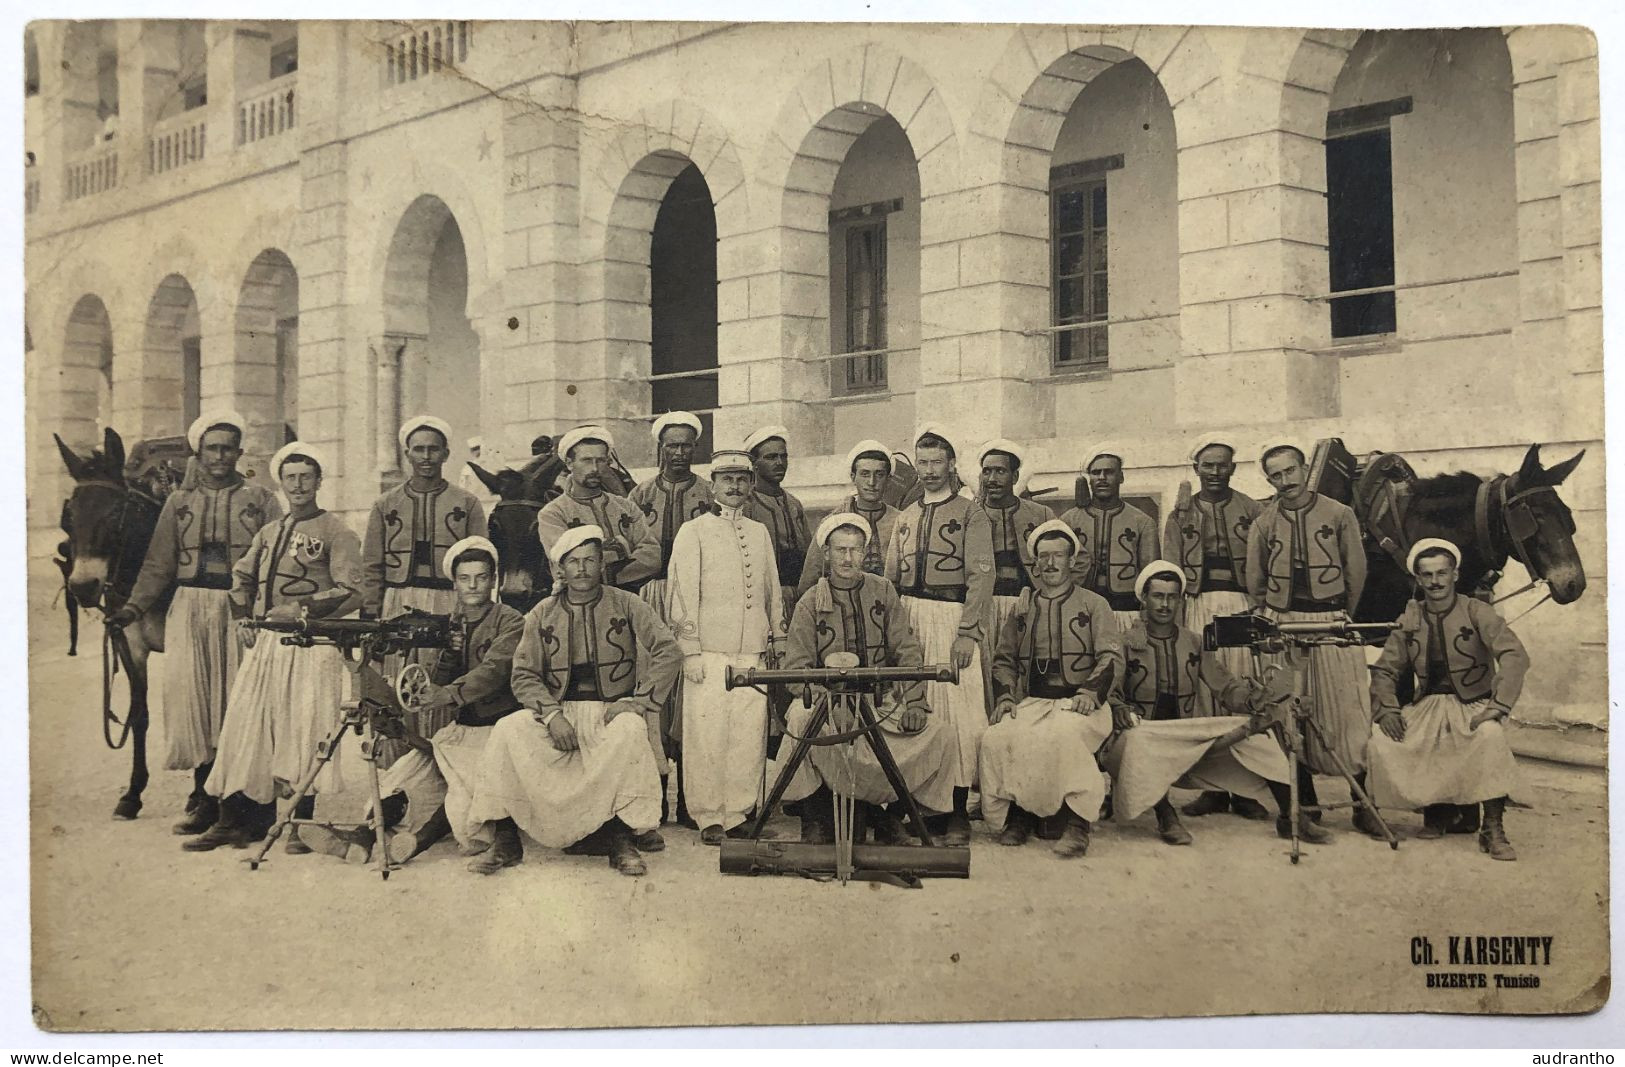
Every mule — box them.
[468,458,563,612]
[53,427,175,820]
[1354,443,1587,626]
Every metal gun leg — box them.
[248,704,356,870]
[747,698,831,839]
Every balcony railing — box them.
[148,112,207,176]
[385,21,473,86]
[238,73,297,146]
[25,174,40,214]
[65,146,118,201]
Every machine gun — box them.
[245,609,452,655]
[719,656,970,887]
[1202,612,1402,865]
[1203,611,1396,654]
[239,608,452,879]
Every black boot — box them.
[1479,797,1516,861]
[674,758,698,830]
[659,774,670,826]
[1230,795,1272,821]
[1153,796,1193,845]
[1181,790,1230,818]
[868,803,910,845]
[998,805,1037,847]
[1446,803,1482,834]
[387,804,452,864]
[183,793,257,851]
[174,764,217,835]
[607,819,647,876]
[284,794,318,855]
[1418,804,1451,840]
[941,787,972,846]
[1052,809,1091,858]
[468,818,523,874]
[799,786,834,844]
[1350,775,1386,839]
[1267,782,1332,844]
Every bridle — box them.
[66,476,160,749]
[1473,473,1572,621]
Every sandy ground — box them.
[27,626,1610,1033]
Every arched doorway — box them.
[381,195,480,478]
[143,274,202,438]
[649,162,718,463]
[61,293,115,444]
[235,249,299,457]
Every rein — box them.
[71,476,158,750]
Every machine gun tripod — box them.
[718,655,971,886]
[1204,612,1401,865]
[240,609,452,880]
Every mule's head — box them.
[55,428,129,605]
[1509,444,1587,604]
[486,501,548,602]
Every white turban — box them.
[710,449,753,474]
[1134,560,1186,603]
[270,441,330,479]
[1188,440,1237,465]
[651,411,704,443]
[744,425,789,454]
[815,512,873,547]
[558,425,615,460]
[914,421,956,457]
[442,535,500,585]
[398,414,453,452]
[186,410,247,453]
[845,439,893,473]
[1025,517,1080,559]
[978,438,1024,470]
[548,524,604,567]
[1407,538,1461,574]
[1086,441,1125,468]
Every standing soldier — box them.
[665,449,784,845]
[629,412,714,827]
[1060,444,1160,631]
[741,425,812,621]
[882,424,994,846]
[537,425,661,591]
[109,411,281,836]
[1246,443,1377,836]
[794,440,899,601]
[1164,440,1267,821]
[970,439,1052,693]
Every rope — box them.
[100,619,134,750]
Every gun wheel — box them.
[395,663,432,711]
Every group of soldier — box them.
[105,407,1532,879]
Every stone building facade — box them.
[23,21,1605,731]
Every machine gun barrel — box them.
[1203,611,1396,652]
[243,610,451,652]
[724,664,957,691]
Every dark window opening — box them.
[181,74,207,111]
[841,219,888,393]
[181,335,202,430]
[270,36,299,78]
[1051,178,1109,369]
[1326,121,1398,339]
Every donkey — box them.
[468,458,565,612]
[53,427,174,820]
[1354,443,1587,626]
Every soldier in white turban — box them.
[969,438,1053,703]
[774,513,953,843]
[465,525,681,876]
[741,425,812,622]
[537,425,662,592]
[882,424,994,846]
[1060,443,1160,631]
[108,410,282,838]
[794,440,899,601]
[665,449,784,844]
[1101,561,1328,848]
[629,411,714,826]
[978,519,1121,858]
[1164,440,1269,821]
[1367,540,1529,860]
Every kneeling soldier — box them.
[464,525,681,876]
[1102,561,1329,847]
[1367,539,1528,860]
[978,519,1123,859]
[776,513,953,844]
